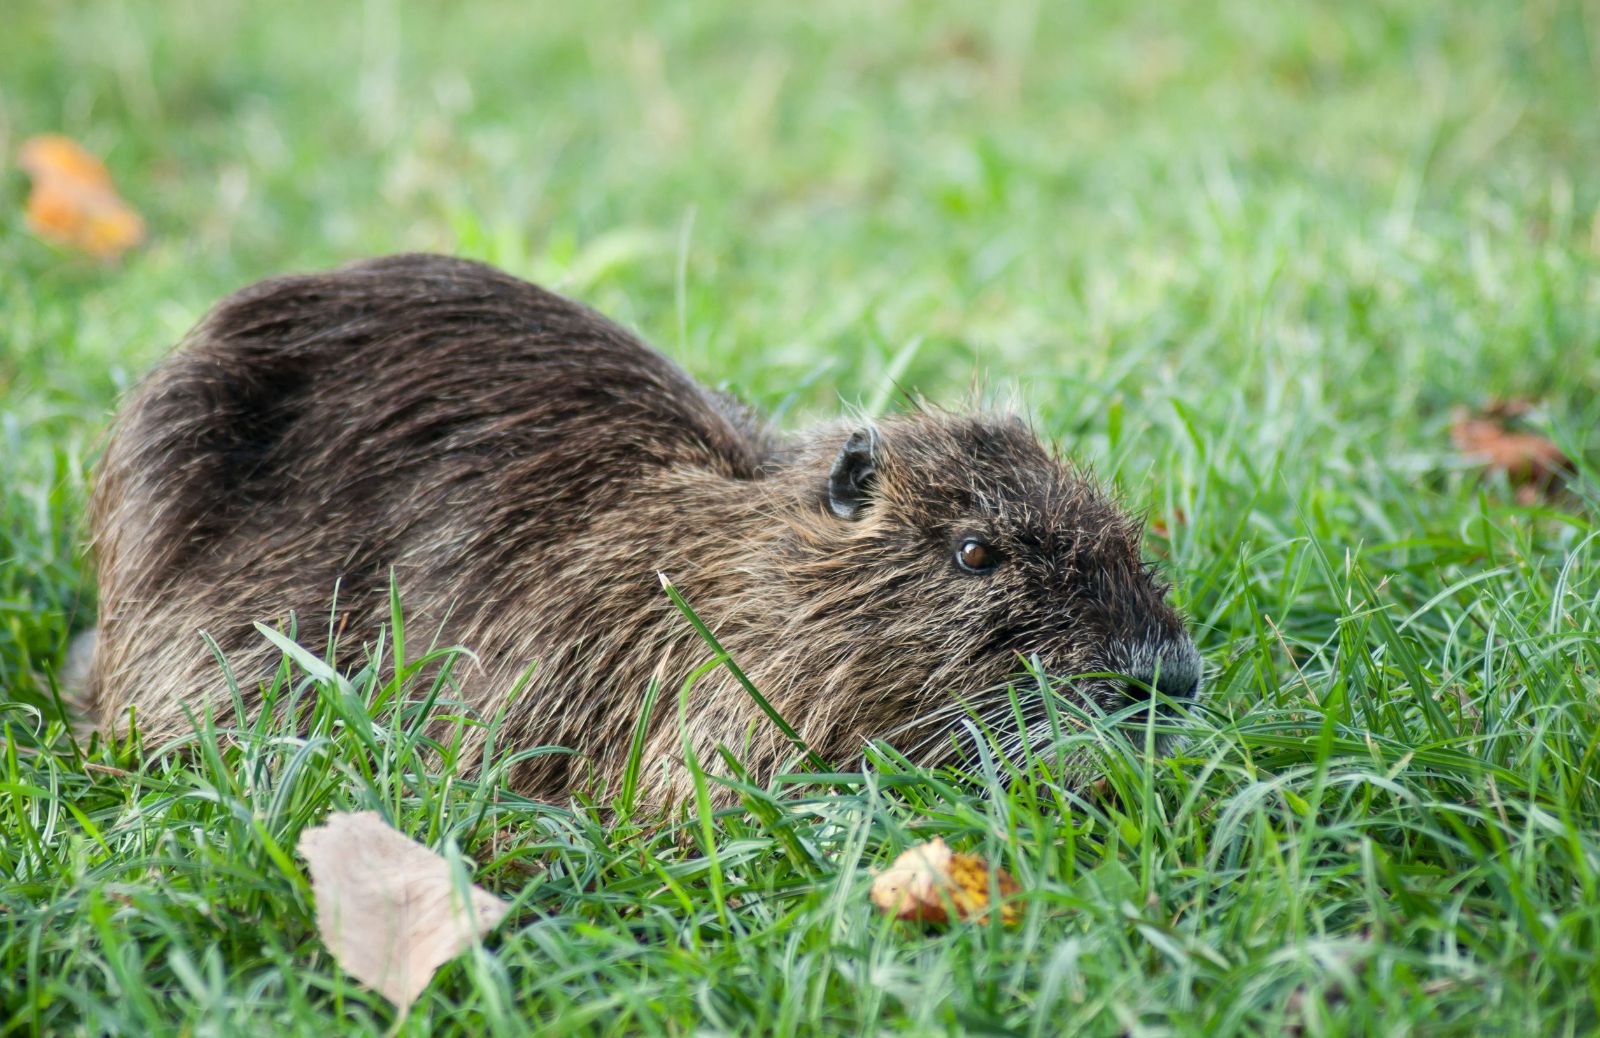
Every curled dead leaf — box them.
[1449,404,1573,504]
[298,811,509,1012]
[18,134,145,259]
[869,837,1020,925]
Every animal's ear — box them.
[827,426,880,520]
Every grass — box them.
[3,0,1600,1033]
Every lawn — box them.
[3,1,1599,1034]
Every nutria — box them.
[83,253,1201,802]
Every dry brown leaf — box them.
[18,134,145,259]
[1449,405,1573,504]
[869,837,1020,925]
[1147,507,1188,553]
[298,811,509,1011]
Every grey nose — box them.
[1121,648,1202,702]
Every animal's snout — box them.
[1118,640,1203,704]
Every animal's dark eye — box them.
[955,537,999,574]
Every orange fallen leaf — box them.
[869,837,1020,925]
[1449,404,1573,504]
[298,811,509,1012]
[18,134,145,259]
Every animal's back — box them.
[86,254,770,744]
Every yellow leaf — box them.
[18,134,145,259]
[869,837,1020,925]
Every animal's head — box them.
[782,411,1200,764]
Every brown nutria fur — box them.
[84,253,1200,803]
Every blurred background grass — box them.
[6,0,1598,403]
